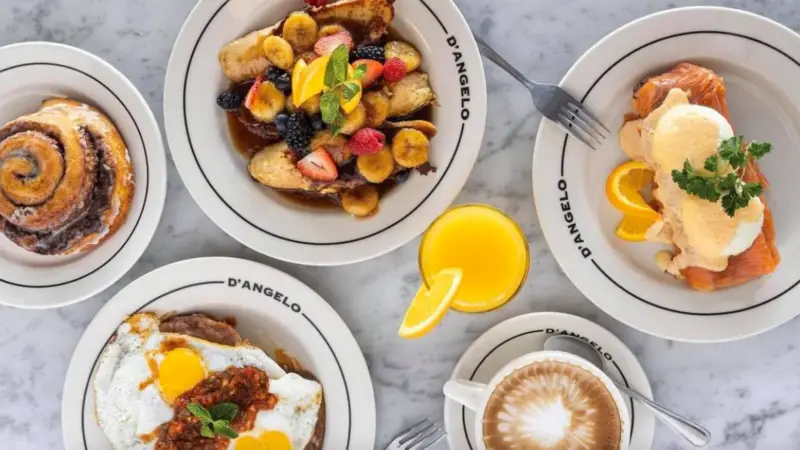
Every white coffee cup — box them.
[444,350,630,450]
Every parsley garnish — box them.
[671,136,771,217]
[187,402,240,439]
[319,44,366,134]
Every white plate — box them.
[163,0,487,266]
[61,257,375,449]
[0,42,166,309]
[444,312,655,450]
[533,7,800,342]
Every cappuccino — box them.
[482,360,622,450]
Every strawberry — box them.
[314,31,354,56]
[351,59,383,88]
[382,57,407,83]
[243,74,264,110]
[297,149,338,182]
[305,0,327,6]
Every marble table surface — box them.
[3,0,800,449]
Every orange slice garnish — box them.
[615,215,658,242]
[606,160,660,221]
[398,268,462,339]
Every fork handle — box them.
[473,35,537,90]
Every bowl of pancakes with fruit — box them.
[163,0,487,265]
[532,7,800,342]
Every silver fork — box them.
[385,417,447,450]
[474,35,610,150]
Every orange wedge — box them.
[294,55,330,107]
[398,268,462,339]
[615,215,657,242]
[606,160,660,221]
[291,59,308,107]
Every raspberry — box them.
[348,128,385,156]
[382,57,407,83]
[305,0,328,6]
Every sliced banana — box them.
[318,24,348,38]
[357,145,394,183]
[383,120,437,138]
[282,12,318,52]
[385,41,422,72]
[249,81,287,122]
[263,35,295,71]
[312,131,352,165]
[391,128,429,168]
[301,94,322,115]
[362,91,390,128]
[342,185,379,217]
[340,103,367,135]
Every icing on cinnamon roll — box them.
[0,99,135,255]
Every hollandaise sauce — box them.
[619,89,765,275]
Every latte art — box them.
[483,361,622,450]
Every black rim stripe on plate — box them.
[182,0,465,246]
[81,280,353,449]
[0,62,149,288]
[560,30,800,316]
[460,330,636,449]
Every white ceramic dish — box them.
[0,42,166,309]
[163,0,486,266]
[444,312,655,450]
[533,7,800,343]
[61,257,376,449]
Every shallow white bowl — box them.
[0,42,167,309]
[163,0,487,265]
[533,7,800,343]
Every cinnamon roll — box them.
[0,99,135,255]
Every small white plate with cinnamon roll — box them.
[0,42,166,309]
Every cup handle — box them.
[443,379,487,411]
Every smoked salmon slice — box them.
[629,63,780,291]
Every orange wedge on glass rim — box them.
[398,268,462,339]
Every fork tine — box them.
[554,114,599,150]
[406,427,445,450]
[559,105,607,140]
[419,433,447,449]
[400,422,435,445]
[395,418,432,443]
[567,100,611,133]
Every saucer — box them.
[444,312,655,449]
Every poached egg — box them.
[619,88,765,275]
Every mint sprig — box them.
[671,136,771,217]
[319,44,365,135]
[187,402,240,439]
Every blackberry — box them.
[275,113,290,136]
[310,114,326,131]
[216,90,245,110]
[350,45,385,63]
[285,112,313,150]
[265,67,292,94]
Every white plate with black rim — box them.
[444,312,655,449]
[0,42,166,309]
[62,257,375,449]
[163,0,486,266]
[533,7,800,342]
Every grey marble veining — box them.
[2,0,800,449]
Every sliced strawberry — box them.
[243,74,264,110]
[351,59,383,88]
[297,149,338,182]
[314,31,354,56]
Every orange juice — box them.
[419,204,529,313]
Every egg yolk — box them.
[158,348,206,403]
[233,431,292,450]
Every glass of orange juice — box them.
[419,204,530,313]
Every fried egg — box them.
[93,313,296,449]
[229,373,323,450]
